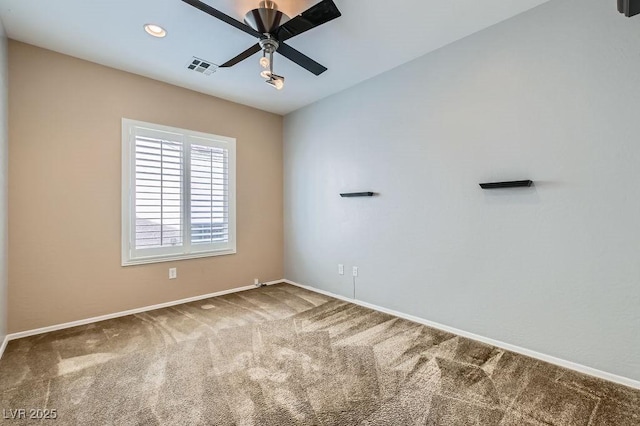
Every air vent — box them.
[186,57,218,76]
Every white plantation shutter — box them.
[189,140,230,249]
[122,119,236,265]
[134,131,184,255]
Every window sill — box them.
[121,248,236,267]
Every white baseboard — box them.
[0,335,8,360]
[4,280,282,343]
[282,279,640,390]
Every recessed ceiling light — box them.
[144,24,166,38]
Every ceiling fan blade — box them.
[277,43,327,76]
[220,43,262,68]
[275,0,341,42]
[181,0,262,38]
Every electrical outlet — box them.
[352,266,358,277]
[254,278,260,286]
[169,268,177,280]
[338,264,344,275]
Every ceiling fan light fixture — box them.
[143,23,167,38]
[260,69,272,78]
[259,55,270,69]
[265,74,285,90]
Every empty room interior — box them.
[0,0,639,424]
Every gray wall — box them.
[0,19,7,347]
[284,0,640,381]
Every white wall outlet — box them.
[254,278,260,286]
[338,264,344,275]
[352,266,358,277]
[169,268,177,280]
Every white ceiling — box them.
[0,0,551,115]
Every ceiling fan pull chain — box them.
[269,51,274,75]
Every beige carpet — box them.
[0,283,638,425]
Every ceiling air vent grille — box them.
[187,57,218,76]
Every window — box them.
[121,119,236,266]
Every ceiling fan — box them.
[181,0,342,90]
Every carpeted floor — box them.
[0,284,638,425]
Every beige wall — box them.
[8,41,283,333]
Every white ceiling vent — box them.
[187,57,218,76]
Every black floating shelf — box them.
[340,192,375,198]
[618,0,640,17]
[479,180,533,189]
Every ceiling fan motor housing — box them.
[244,1,290,34]
[259,37,279,54]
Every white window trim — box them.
[121,118,237,266]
